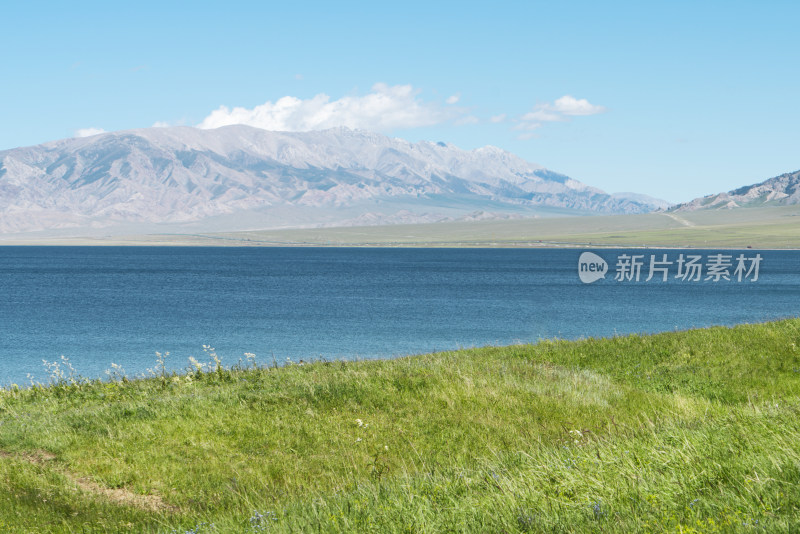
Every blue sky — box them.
[1,1,798,203]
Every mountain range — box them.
[0,126,668,235]
[671,169,800,211]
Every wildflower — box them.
[250,510,278,531]
[355,438,362,443]
[356,419,364,427]
[591,499,605,519]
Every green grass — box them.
[209,205,796,248]
[1,319,799,532]
[6,205,800,249]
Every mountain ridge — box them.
[671,169,800,211]
[0,125,667,234]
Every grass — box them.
[7,205,797,249]
[212,205,798,248]
[3,205,800,249]
[0,319,799,532]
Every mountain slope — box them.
[0,126,665,234]
[671,169,800,211]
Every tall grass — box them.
[0,319,798,532]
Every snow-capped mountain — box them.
[671,169,800,211]
[0,126,665,234]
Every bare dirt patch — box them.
[72,476,178,513]
[0,449,178,513]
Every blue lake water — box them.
[0,246,797,385]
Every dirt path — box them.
[0,449,178,513]
[662,212,696,227]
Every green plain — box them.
[8,205,796,248]
[207,205,800,248]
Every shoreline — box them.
[0,234,798,250]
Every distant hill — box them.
[0,126,667,234]
[671,169,800,211]
[611,191,672,211]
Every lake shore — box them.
[1,318,798,532]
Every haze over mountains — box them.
[672,169,800,211]
[0,126,668,235]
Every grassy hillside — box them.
[1,319,799,532]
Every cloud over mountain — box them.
[74,127,106,138]
[198,84,462,132]
[516,95,606,139]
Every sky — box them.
[1,1,798,203]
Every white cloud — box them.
[198,83,462,132]
[152,121,170,128]
[516,95,606,136]
[74,127,106,138]
[552,95,606,116]
[445,93,460,105]
[490,114,506,123]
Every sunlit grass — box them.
[0,319,798,532]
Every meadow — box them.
[206,205,800,249]
[7,205,798,249]
[0,319,798,532]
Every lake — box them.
[0,246,797,385]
